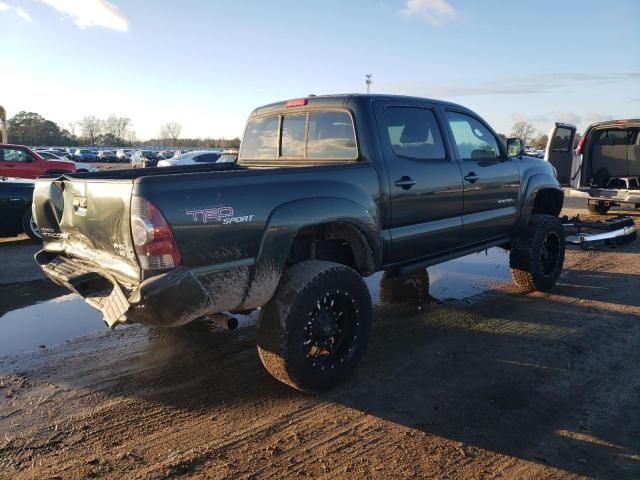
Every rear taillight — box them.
[131,197,181,270]
[575,135,585,156]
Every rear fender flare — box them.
[238,198,382,309]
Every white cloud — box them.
[400,0,456,25]
[37,0,128,32]
[0,1,32,22]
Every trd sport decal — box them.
[185,206,255,225]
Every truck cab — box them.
[0,144,76,179]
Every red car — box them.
[0,144,76,179]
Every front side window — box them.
[446,111,500,161]
[0,147,29,162]
[307,111,357,159]
[381,107,446,160]
[240,115,279,159]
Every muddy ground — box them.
[0,198,638,479]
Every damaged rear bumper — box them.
[35,251,213,328]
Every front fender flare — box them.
[519,174,564,228]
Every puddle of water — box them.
[365,247,510,303]
[0,248,511,354]
[0,294,104,355]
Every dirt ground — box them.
[0,202,639,479]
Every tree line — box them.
[5,111,240,149]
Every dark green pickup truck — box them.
[33,94,565,391]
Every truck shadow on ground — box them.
[79,269,640,479]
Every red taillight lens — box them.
[285,98,308,107]
[575,136,585,156]
[131,197,181,269]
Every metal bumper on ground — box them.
[562,216,637,249]
[35,251,212,328]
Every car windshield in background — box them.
[194,153,220,163]
[239,110,357,163]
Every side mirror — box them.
[25,154,34,163]
[506,137,524,158]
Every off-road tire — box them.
[256,260,372,393]
[22,209,41,241]
[510,214,565,293]
[587,203,610,215]
[378,269,430,308]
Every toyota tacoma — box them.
[33,94,565,392]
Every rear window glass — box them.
[382,107,446,160]
[596,130,629,146]
[550,127,574,152]
[240,115,279,159]
[281,115,306,157]
[307,111,357,159]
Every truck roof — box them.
[250,93,470,118]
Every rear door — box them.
[443,110,521,245]
[374,101,464,263]
[545,123,577,187]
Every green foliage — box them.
[7,111,76,146]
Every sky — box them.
[1,0,639,141]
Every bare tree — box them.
[79,116,102,146]
[125,128,137,147]
[159,121,182,147]
[510,121,536,146]
[103,115,131,145]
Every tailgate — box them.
[33,176,140,283]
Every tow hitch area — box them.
[562,215,637,249]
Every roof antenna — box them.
[366,74,372,94]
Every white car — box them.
[157,150,222,167]
[36,150,99,173]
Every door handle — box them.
[395,176,416,190]
[464,172,480,183]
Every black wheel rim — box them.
[303,289,360,371]
[540,231,561,276]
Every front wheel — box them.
[257,260,372,393]
[509,214,565,293]
[22,209,42,241]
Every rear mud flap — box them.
[562,215,637,249]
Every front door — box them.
[545,122,577,187]
[443,110,521,245]
[375,102,464,263]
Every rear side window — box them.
[550,127,574,152]
[240,115,279,159]
[381,107,446,160]
[307,111,357,159]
